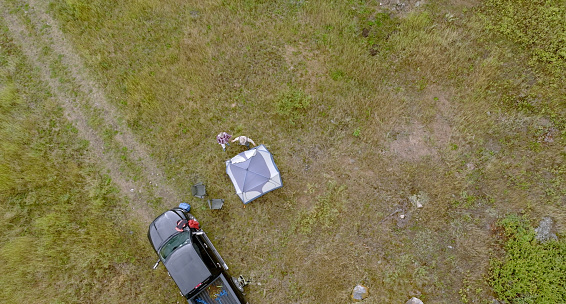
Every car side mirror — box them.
[152,259,161,269]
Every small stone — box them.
[406,297,424,304]
[409,192,429,208]
[130,188,134,192]
[535,217,558,242]
[352,284,369,301]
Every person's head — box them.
[239,137,247,145]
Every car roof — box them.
[163,241,212,297]
[148,209,186,250]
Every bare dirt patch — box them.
[429,92,455,149]
[387,88,455,161]
[388,122,438,161]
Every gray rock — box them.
[409,192,429,208]
[351,285,369,301]
[406,297,424,304]
[535,217,558,242]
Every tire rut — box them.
[1,0,184,222]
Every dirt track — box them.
[1,0,183,222]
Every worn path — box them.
[1,0,184,222]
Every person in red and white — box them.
[216,132,232,151]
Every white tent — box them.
[225,145,282,204]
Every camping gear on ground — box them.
[208,199,224,210]
[225,144,282,204]
[188,219,200,229]
[191,182,206,199]
[179,202,191,212]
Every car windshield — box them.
[159,231,190,260]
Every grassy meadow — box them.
[1,0,565,303]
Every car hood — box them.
[163,243,212,297]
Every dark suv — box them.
[148,207,248,304]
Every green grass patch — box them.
[482,0,566,80]
[489,215,566,304]
[275,87,311,126]
[295,180,345,234]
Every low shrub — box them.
[275,87,311,126]
[482,0,566,79]
[489,215,566,304]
